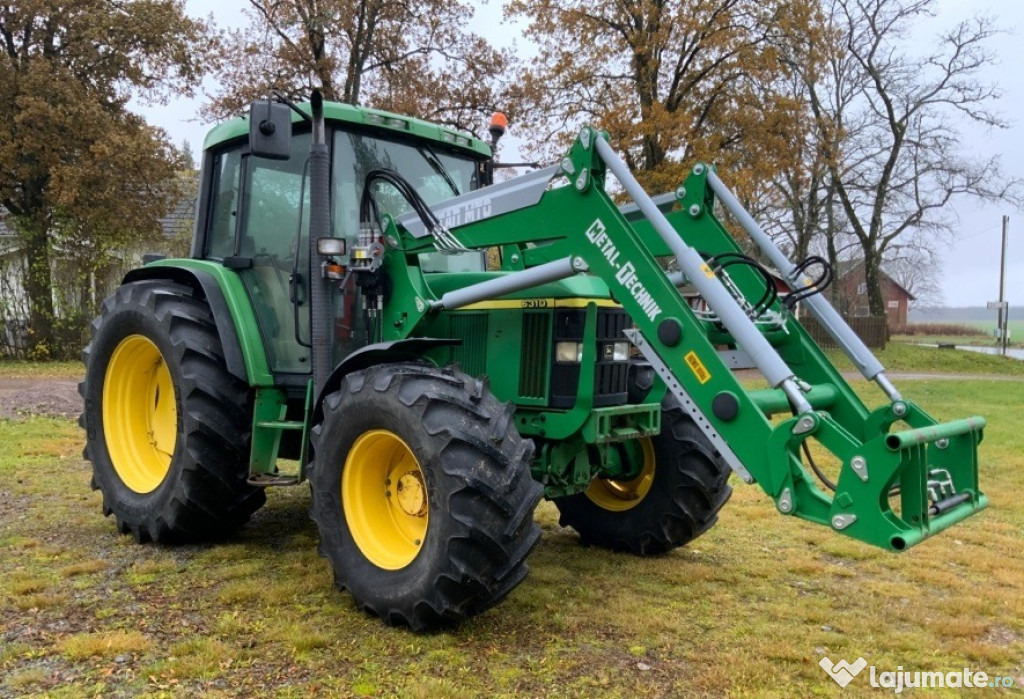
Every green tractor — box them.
[81,92,987,630]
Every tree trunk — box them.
[20,215,55,358]
[826,233,841,309]
[862,244,885,316]
[641,132,664,172]
[793,215,810,262]
[824,180,842,309]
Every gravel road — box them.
[0,377,82,420]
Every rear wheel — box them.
[80,280,265,542]
[309,363,542,630]
[554,400,732,554]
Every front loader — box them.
[81,92,987,630]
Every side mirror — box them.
[249,100,292,160]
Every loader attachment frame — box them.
[376,127,986,552]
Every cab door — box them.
[202,133,313,375]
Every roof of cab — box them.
[203,101,493,158]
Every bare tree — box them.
[786,0,1020,316]
[884,240,943,308]
[758,75,834,263]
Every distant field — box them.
[828,341,1024,375]
[961,320,1024,342]
[896,319,1023,349]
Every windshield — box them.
[333,130,479,236]
[333,130,486,273]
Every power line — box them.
[958,222,1003,240]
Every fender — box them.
[123,265,249,383]
[312,338,461,425]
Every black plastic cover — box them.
[249,101,292,160]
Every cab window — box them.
[204,148,242,259]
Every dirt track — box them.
[0,377,82,420]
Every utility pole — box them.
[998,215,1009,357]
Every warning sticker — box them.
[684,351,712,384]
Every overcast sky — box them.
[144,0,1023,311]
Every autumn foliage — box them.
[505,0,825,199]
[0,0,213,358]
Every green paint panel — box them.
[579,404,661,443]
[144,258,274,386]
[250,387,289,476]
[204,101,491,157]
[449,313,488,376]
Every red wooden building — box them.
[835,260,915,331]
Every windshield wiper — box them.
[418,146,460,198]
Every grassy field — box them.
[0,361,82,379]
[963,320,1024,344]
[895,321,1024,349]
[1,365,1023,696]
[826,341,1024,376]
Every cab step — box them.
[248,383,314,486]
[255,419,305,430]
[247,473,302,487]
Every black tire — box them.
[554,399,732,555]
[80,280,266,543]
[309,363,542,630]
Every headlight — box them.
[555,341,583,362]
[316,237,347,256]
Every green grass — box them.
[2,379,1023,696]
[0,360,82,379]
[826,341,1024,375]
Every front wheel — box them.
[554,400,732,555]
[309,363,542,630]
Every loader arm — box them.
[359,126,989,552]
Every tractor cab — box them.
[193,102,491,379]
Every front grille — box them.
[450,313,488,377]
[598,309,630,338]
[595,362,629,406]
[518,312,549,399]
[551,307,632,408]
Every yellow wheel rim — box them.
[585,438,655,512]
[102,335,177,494]
[342,430,429,570]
